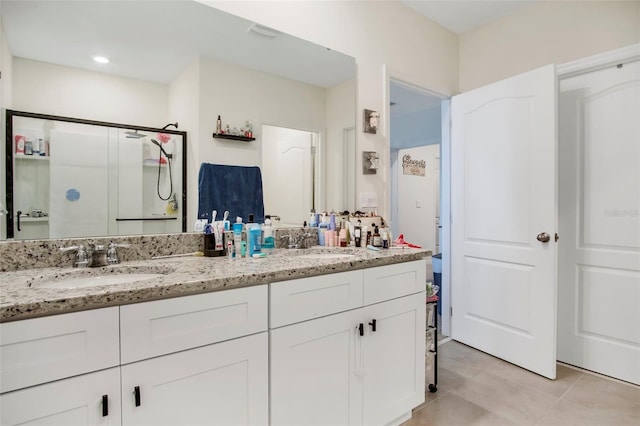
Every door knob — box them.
[536,232,551,243]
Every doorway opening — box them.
[388,78,450,337]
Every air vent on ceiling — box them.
[248,23,280,39]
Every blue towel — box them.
[198,163,265,223]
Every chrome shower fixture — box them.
[124,130,146,139]
[162,122,178,130]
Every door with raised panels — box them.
[558,59,640,385]
[451,64,558,379]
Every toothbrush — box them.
[211,210,217,222]
[222,210,229,222]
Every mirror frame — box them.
[5,109,188,239]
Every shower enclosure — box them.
[5,110,187,240]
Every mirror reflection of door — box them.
[261,125,316,226]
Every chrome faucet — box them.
[60,242,130,267]
[107,242,131,264]
[59,245,88,268]
[281,232,314,249]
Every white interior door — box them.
[558,60,640,385]
[262,125,312,226]
[451,65,558,379]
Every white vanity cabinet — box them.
[270,260,426,426]
[119,286,269,426]
[0,307,121,425]
[0,286,269,426]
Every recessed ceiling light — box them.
[93,56,109,64]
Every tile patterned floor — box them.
[403,340,640,426]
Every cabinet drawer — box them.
[0,307,120,393]
[120,285,267,363]
[363,260,426,305]
[270,270,363,328]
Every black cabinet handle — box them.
[134,386,141,407]
[16,211,21,232]
[369,319,377,332]
[358,323,364,336]
[102,394,108,417]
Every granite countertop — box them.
[0,246,430,323]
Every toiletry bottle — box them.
[262,216,275,251]
[318,221,328,246]
[339,228,347,247]
[233,217,243,258]
[329,213,336,231]
[247,214,262,257]
[309,211,318,228]
[216,115,222,134]
[372,226,382,247]
[15,135,25,155]
[382,228,389,249]
[354,221,362,247]
[366,231,372,247]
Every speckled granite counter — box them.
[0,246,430,323]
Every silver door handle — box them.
[536,232,551,243]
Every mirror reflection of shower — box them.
[124,129,176,206]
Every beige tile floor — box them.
[403,340,640,426]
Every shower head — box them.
[151,139,172,159]
[124,130,146,139]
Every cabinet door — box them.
[0,367,121,426]
[361,293,426,426]
[121,332,268,426]
[270,310,363,426]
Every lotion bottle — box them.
[232,217,243,258]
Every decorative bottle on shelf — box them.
[216,115,222,134]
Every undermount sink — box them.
[27,265,174,289]
[297,253,355,260]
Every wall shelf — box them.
[15,155,50,162]
[19,216,49,223]
[212,133,255,142]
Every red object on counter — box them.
[394,234,422,248]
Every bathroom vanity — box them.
[0,244,428,426]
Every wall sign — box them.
[402,154,426,176]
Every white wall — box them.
[459,1,640,91]
[169,58,201,231]
[198,56,326,168]
[199,0,459,221]
[12,58,169,127]
[396,144,440,252]
[325,78,356,212]
[0,19,13,240]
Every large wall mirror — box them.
[1,0,357,239]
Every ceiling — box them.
[399,0,537,34]
[0,0,355,87]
